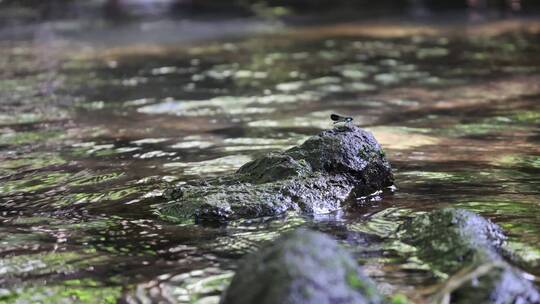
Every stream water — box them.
[1,18,540,303]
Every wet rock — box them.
[399,208,506,274]
[444,263,540,304]
[400,208,540,303]
[220,229,383,304]
[158,125,393,222]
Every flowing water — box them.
[1,18,540,303]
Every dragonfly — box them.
[330,113,354,124]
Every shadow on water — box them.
[1,12,540,302]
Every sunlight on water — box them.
[163,155,253,176]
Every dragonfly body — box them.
[330,114,353,124]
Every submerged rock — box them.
[158,125,393,222]
[220,229,383,304]
[399,208,506,274]
[400,208,540,303]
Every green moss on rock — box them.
[158,125,393,222]
[400,208,540,303]
[220,229,383,304]
[399,208,505,274]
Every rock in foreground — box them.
[220,229,383,304]
[400,208,540,304]
[158,125,393,222]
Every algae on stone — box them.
[220,229,383,304]
[399,208,506,274]
[399,208,540,304]
[158,125,394,222]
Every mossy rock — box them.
[220,229,383,304]
[158,125,394,222]
[399,208,506,274]
[400,208,540,303]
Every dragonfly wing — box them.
[330,114,341,121]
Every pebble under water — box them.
[1,19,540,303]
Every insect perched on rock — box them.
[330,114,354,124]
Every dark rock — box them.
[158,125,393,222]
[400,208,540,304]
[220,229,383,304]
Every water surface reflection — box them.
[1,19,540,303]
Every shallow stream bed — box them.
[1,18,540,303]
